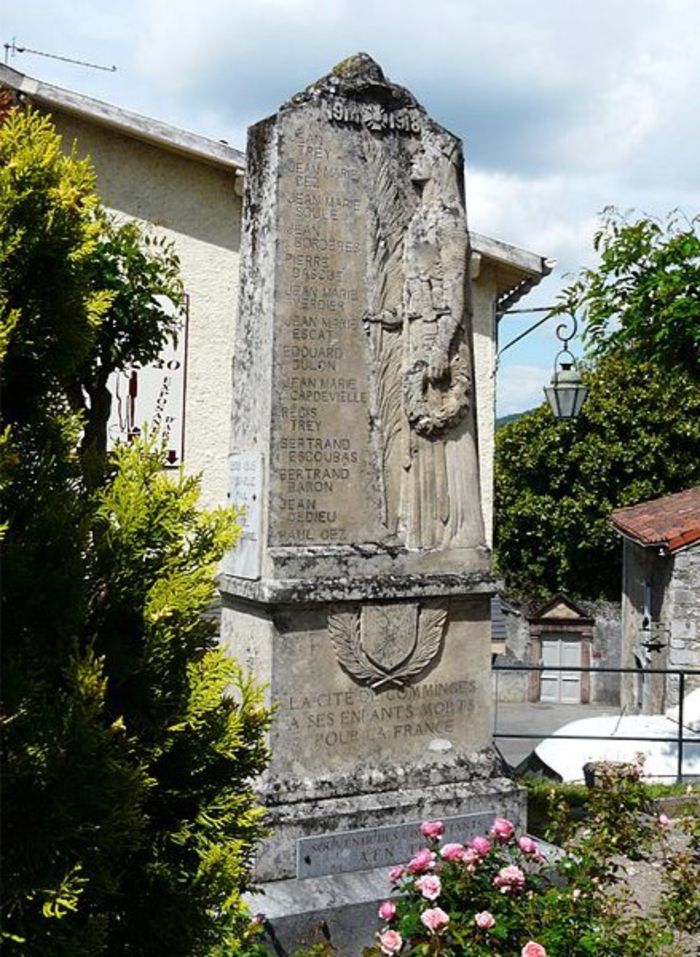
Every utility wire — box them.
[4,39,116,72]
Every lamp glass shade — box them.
[544,363,588,419]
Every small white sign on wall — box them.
[222,451,264,580]
[107,296,188,468]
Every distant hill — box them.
[496,411,528,431]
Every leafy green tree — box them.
[77,222,183,484]
[1,108,269,955]
[494,351,700,601]
[560,208,700,379]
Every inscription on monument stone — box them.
[297,811,498,878]
[260,53,484,555]
[224,451,263,578]
[282,677,476,755]
[270,111,378,546]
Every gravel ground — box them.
[615,826,700,956]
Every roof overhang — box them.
[470,231,553,314]
[612,487,700,555]
[0,62,246,173]
[613,524,700,556]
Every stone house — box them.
[613,486,700,714]
[0,61,551,543]
[492,594,621,706]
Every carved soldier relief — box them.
[359,93,479,550]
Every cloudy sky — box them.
[4,0,698,413]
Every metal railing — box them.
[492,664,700,783]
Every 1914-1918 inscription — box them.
[297,811,497,878]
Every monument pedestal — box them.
[221,580,525,951]
[221,54,525,953]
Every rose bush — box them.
[362,761,694,955]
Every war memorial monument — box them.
[219,54,523,952]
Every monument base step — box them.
[245,864,389,956]
[255,775,525,882]
[246,776,526,953]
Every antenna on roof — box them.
[3,38,117,73]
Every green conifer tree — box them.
[1,108,270,955]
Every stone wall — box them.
[494,598,621,705]
[620,540,675,713]
[666,546,700,705]
[492,602,530,702]
[583,600,622,705]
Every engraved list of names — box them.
[269,112,379,546]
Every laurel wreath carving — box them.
[402,353,471,437]
[327,601,447,689]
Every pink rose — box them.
[474,910,496,930]
[490,817,515,842]
[420,820,444,840]
[388,865,404,885]
[462,847,481,872]
[522,942,547,957]
[378,900,397,921]
[658,813,671,829]
[440,842,464,862]
[420,907,450,933]
[407,848,435,874]
[493,864,526,894]
[378,928,403,955]
[415,874,441,900]
[469,835,492,856]
[518,836,539,856]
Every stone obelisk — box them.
[220,54,522,953]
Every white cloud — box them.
[468,168,602,274]
[5,0,699,418]
[497,363,550,417]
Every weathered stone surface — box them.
[225,51,486,587]
[254,777,525,882]
[296,811,496,878]
[244,864,392,956]
[221,596,493,783]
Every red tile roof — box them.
[612,486,700,553]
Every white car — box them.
[536,689,700,783]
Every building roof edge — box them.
[0,62,246,173]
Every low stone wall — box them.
[492,602,530,702]
[584,600,622,706]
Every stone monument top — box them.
[222,53,490,601]
[288,53,414,107]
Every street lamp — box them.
[544,314,588,420]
